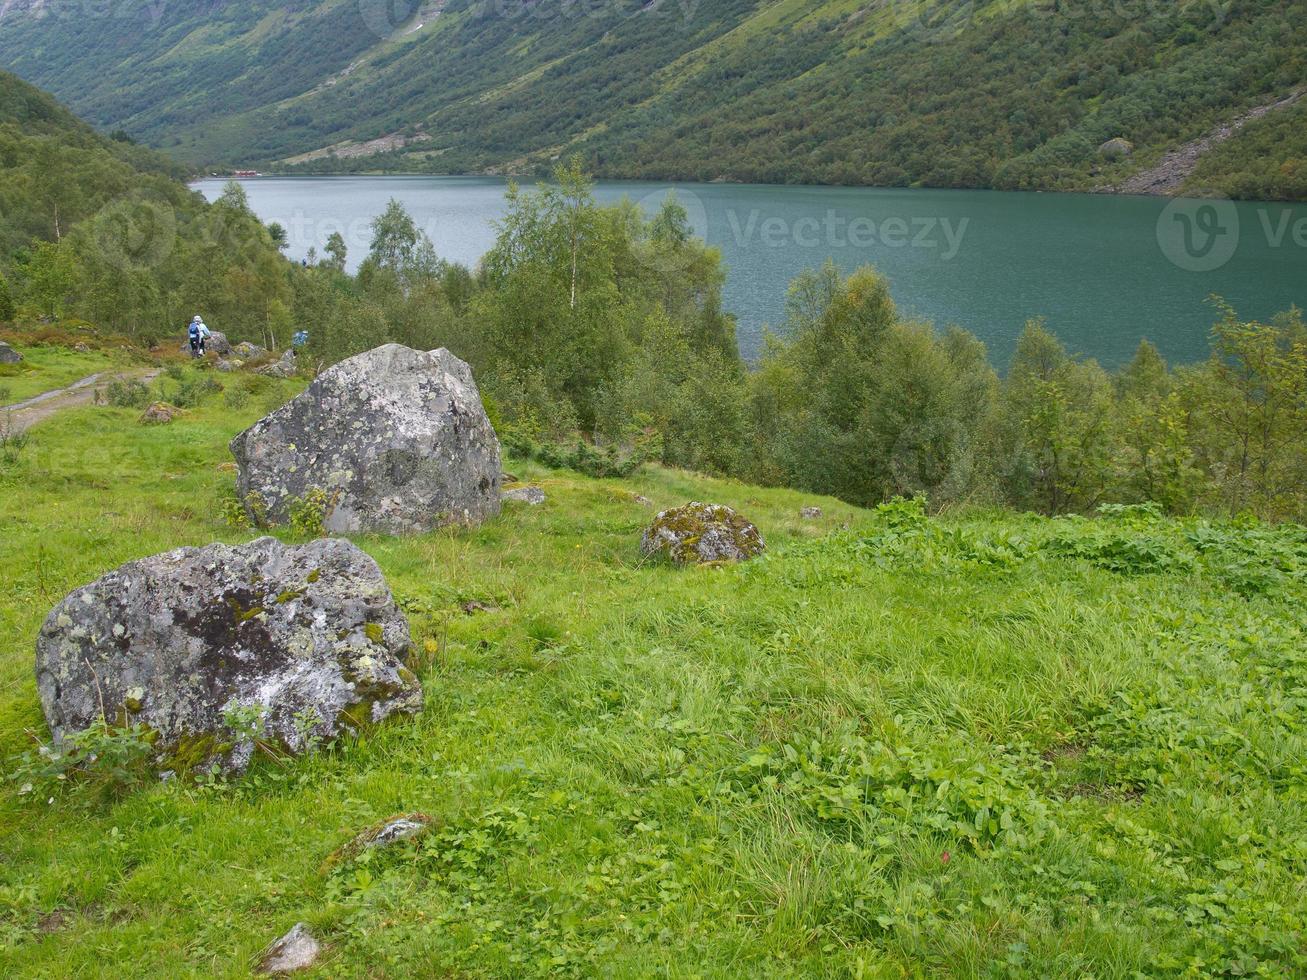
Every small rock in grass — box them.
[800,506,822,519]
[233,341,267,359]
[139,402,180,425]
[502,485,545,505]
[461,600,497,614]
[258,922,320,974]
[0,341,22,363]
[640,501,765,566]
[322,812,433,873]
[633,495,653,507]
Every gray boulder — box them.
[207,331,233,357]
[502,485,546,506]
[258,350,298,379]
[230,344,501,534]
[35,537,422,774]
[0,341,21,364]
[233,341,267,359]
[640,502,765,565]
[215,358,245,373]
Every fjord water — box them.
[195,176,1305,368]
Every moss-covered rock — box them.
[36,537,422,775]
[640,501,765,566]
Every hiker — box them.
[187,315,211,357]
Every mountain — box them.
[1,0,1304,197]
[0,67,189,253]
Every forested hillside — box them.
[1,0,1304,198]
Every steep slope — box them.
[1,0,1305,197]
[0,69,189,253]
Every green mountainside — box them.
[0,69,190,254]
[1,0,1304,197]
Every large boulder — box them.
[35,537,422,774]
[1097,137,1134,160]
[640,502,765,565]
[207,331,233,356]
[0,341,21,363]
[230,344,501,534]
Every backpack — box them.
[188,322,199,340]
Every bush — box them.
[104,377,151,408]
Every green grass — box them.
[1,370,1305,976]
[0,345,127,406]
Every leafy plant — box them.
[8,718,156,798]
[287,486,338,538]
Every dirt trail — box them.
[2,368,161,435]
[1115,89,1304,196]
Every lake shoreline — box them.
[194,175,1306,372]
[201,171,1304,206]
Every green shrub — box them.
[8,718,156,798]
[104,377,150,408]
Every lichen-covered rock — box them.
[0,341,21,364]
[230,344,501,534]
[215,358,245,373]
[800,506,823,519]
[258,350,298,378]
[640,501,765,565]
[139,402,180,425]
[35,537,422,774]
[233,341,267,359]
[258,923,320,974]
[322,813,432,873]
[502,485,545,506]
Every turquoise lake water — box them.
[195,175,1306,368]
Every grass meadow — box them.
[1,355,1304,977]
